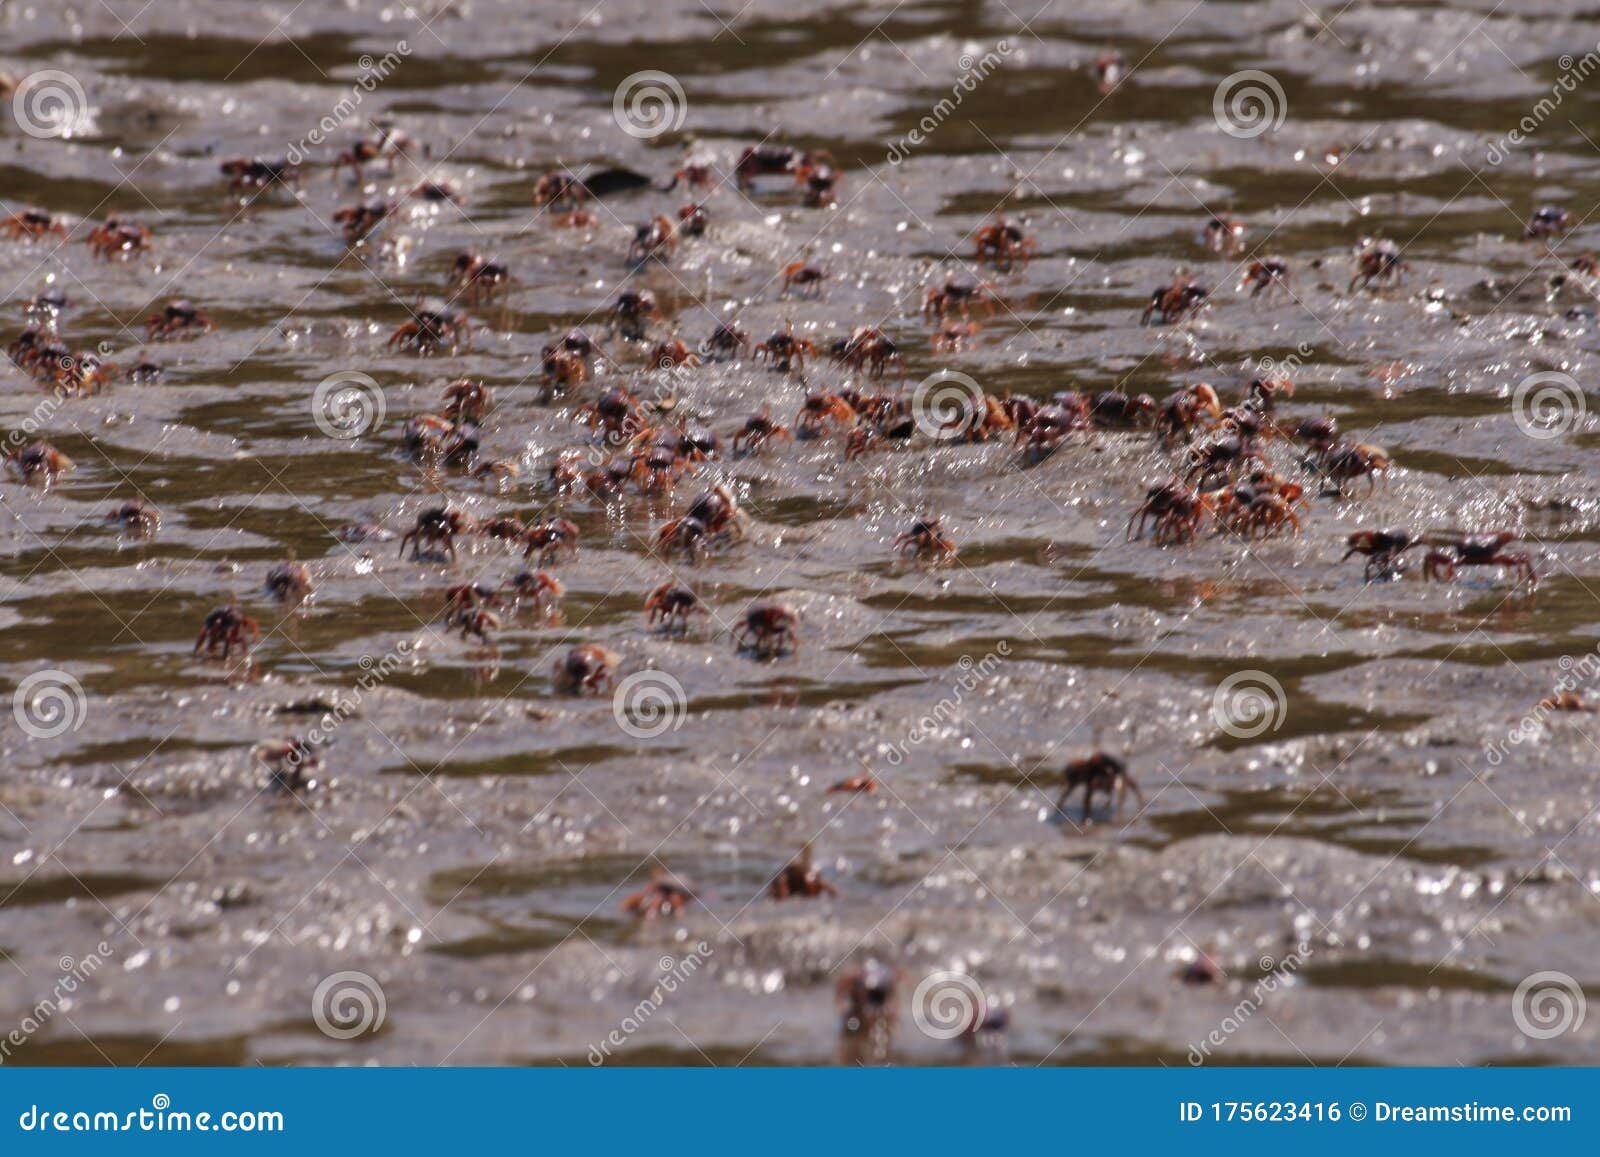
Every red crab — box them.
[193,605,260,660]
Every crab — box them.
[1056,751,1144,821]
[1154,383,1222,447]
[1016,402,1088,457]
[1524,206,1571,241]
[220,156,298,192]
[895,517,957,564]
[780,261,827,299]
[55,352,119,396]
[644,338,697,373]
[1349,239,1408,292]
[734,600,799,658]
[264,559,315,604]
[1240,258,1291,300]
[447,252,516,303]
[622,867,693,918]
[829,326,901,379]
[505,569,563,618]
[6,440,74,486]
[1186,433,1262,491]
[1342,529,1418,580]
[522,517,580,565]
[827,772,879,794]
[735,144,807,191]
[333,198,393,244]
[1088,391,1157,429]
[923,277,999,321]
[334,124,414,180]
[1423,532,1537,590]
[541,344,588,393]
[701,322,750,361]
[24,287,68,322]
[1321,442,1392,495]
[400,507,473,562]
[193,605,261,661]
[796,391,857,438]
[1141,277,1209,325]
[86,215,152,260]
[754,325,817,374]
[837,959,898,1037]
[627,215,678,265]
[1202,215,1245,255]
[631,444,693,495]
[144,299,213,341]
[1128,478,1213,545]
[387,300,471,354]
[644,581,705,634]
[733,410,794,455]
[106,500,160,537]
[795,157,840,208]
[655,485,745,561]
[610,289,657,341]
[452,606,502,645]
[256,738,319,793]
[1092,49,1126,93]
[576,386,644,443]
[1,208,66,240]
[974,218,1036,269]
[533,169,591,209]
[553,644,621,694]
[442,379,493,425]
[769,844,837,900]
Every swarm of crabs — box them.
[4,90,1565,1054]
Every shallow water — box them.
[3,0,1600,1065]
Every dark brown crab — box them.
[144,299,213,341]
[399,507,474,562]
[1056,751,1144,821]
[387,299,471,354]
[644,581,705,634]
[1423,532,1537,590]
[553,644,621,694]
[194,605,260,661]
[734,600,799,658]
